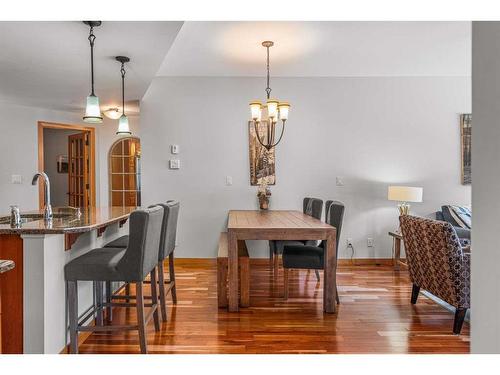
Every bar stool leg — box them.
[105,281,112,322]
[67,280,79,354]
[95,281,104,326]
[169,253,177,304]
[158,261,168,321]
[283,268,289,299]
[135,281,148,354]
[150,268,161,331]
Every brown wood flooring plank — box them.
[76,258,469,354]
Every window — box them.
[109,137,141,207]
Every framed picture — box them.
[248,121,276,186]
[57,155,68,173]
[460,114,471,185]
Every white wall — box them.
[140,76,471,259]
[0,101,140,213]
[471,22,500,353]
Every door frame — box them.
[37,121,96,209]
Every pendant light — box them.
[249,41,290,151]
[116,56,131,135]
[83,21,103,123]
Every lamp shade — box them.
[266,99,279,119]
[249,101,262,121]
[103,108,122,120]
[278,102,290,121]
[116,114,131,135]
[388,186,423,203]
[83,94,103,123]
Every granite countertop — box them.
[0,259,15,273]
[0,206,136,234]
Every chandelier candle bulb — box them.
[278,102,290,121]
[266,99,279,119]
[250,101,263,121]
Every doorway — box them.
[37,122,96,209]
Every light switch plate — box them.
[226,176,233,186]
[11,174,22,184]
[169,159,180,169]
[336,176,344,186]
[171,145,179,154]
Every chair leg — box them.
[453,308,467,335]
[269,241,275,262]
[336,285,340,304]
[274,254,280,275]
[135,282,148,354]
[95,281,104,326]
[169,252,177,304]
[158,261,168,321]
[105,281,112,322]
[125,282,131,296]
[67,281,79,354]
[314,269,320,281]
[283,268,289,299]
[150,268,161,331]
[411,284,420,304]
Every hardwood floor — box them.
[77,259,469,354]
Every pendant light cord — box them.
[88,26,96,96]
[265,45,272,99]
[120,62,126,116]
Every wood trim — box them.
[37,121,96,208]
[0,235,23,353]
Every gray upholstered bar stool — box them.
[64,206,164,354]
[269,197,323,276]
[104,201,180,321]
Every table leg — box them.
[227,230,239,312]
[323,231,337,313]
[394,237,401,271]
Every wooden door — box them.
[68,132,90,208]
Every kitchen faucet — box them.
[32,172,53,220]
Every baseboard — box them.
[173,257,402,267]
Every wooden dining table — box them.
[227,210,338,313]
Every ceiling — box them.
[158,21,471,77]
[0,21,182,113]
[0,21,470,113]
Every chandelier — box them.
[249,41,290,151]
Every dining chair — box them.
[282,200,344,303]
[269,197,323,274]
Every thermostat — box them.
[169,159,180,169]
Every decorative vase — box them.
[257,186,272,210]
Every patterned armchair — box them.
[399,215,470,334]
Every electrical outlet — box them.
[346,238,353,247]
[367,238,374,247]
[11,174,22,184]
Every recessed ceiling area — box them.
[157,21,471,77]
[0,21,183,113]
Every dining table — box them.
[226,210,338,313]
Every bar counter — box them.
[0,206,135,354]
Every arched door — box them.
[109,137,141,207]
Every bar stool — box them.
[104,201,180,321]
[64,206,164,354]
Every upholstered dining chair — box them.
[399,215,470,334]
[282,200,344,303]
[269,197,323,275]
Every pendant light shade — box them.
[115,56,131,135]
[83,21,103,124]
[117,114,131,135]
[83,94,103,123]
